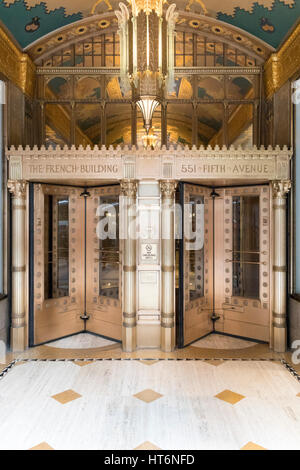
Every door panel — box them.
[33,184,85,345]
[182,184,213,346]
[215,185,271,341]
[86,185,122,340]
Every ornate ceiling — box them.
[0,0,299,50]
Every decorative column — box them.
[8,180,27,352]
[272,180,291,353]
[120,180,138,352]
[160,180,177,352]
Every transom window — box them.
[42,34,120,68]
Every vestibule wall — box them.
[6,146,292,353]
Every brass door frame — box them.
[178,182,214,347]
[179,182,271,347]
[215,185,271,342]
[31,183,85,345]
[30,182,122,346]
[86,185,122,340]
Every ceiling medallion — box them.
[233,34,245,43]
[75,26,88,35]
[212,26,224,35]
[98,20,110,29]
[55,34,66,44]
[185,0,208,15]
[189,19,200,28]
[34,45,45,55]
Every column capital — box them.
[272,180,291,198]
[159,180,177,199]
[7,180,27,199]
[120,179,138,198]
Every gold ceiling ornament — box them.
[126,0,167,16]
[116,1,178,134]
[0,25,35,98]
[264,22,300,100]
[98,19,111,28]
[91,0,113,13]
[75,26,88,35]
[185,0,208,14]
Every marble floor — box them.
[0,359,299,450]
[193,334,257,350]
[46,333,117,349]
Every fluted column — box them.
[272,180,291,353]
[160,180,177,352]
[120,180,137,352]
[8,180,27,352]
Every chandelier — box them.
[116,0,178,134]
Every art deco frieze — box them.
[6,145,292,182]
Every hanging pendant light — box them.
[136,96,159,134]
[116,1,177,135]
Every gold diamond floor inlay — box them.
[74,361,94,367]
[29,442,54,451]
[241,442,266,451]
[51,389,82,405]
[206,360,224,367]
[139,360,160,366]
[215,389,245,405]
[133,389,163,403]
[134,441,161,450]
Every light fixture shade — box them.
[136,97,159,133]
[116,2,178,136]
[142,130,158,149]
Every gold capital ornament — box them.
[7,180,27,199]
[272,180,291,199]
[160,180,177,199]
[120,179,138,198]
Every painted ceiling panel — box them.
[0,0,299,49]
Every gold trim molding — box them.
[0,26,35,97]
[264,23,300,100]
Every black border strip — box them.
[1,358,299,384]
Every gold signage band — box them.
[272,312,286,319]
[161,313,175,319]
[162,266,175,273]
[123,266,136,272]
[272,321,286,329]
[123,321,137,328]
[273,266,287,272]
[12,266,26,272]
[161,322,175,328]
[123,313,136,319]
[11,313,26,319]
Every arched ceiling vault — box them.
[0,0,299,52]
[25,10,273,65]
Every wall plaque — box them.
[141,243,158,262]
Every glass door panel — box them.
[44,195,69,299]
[86,185,122,340]
[179,183,213,347]
[232,195,260,299]
[216,185,271,342]
[32,185,85,345]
